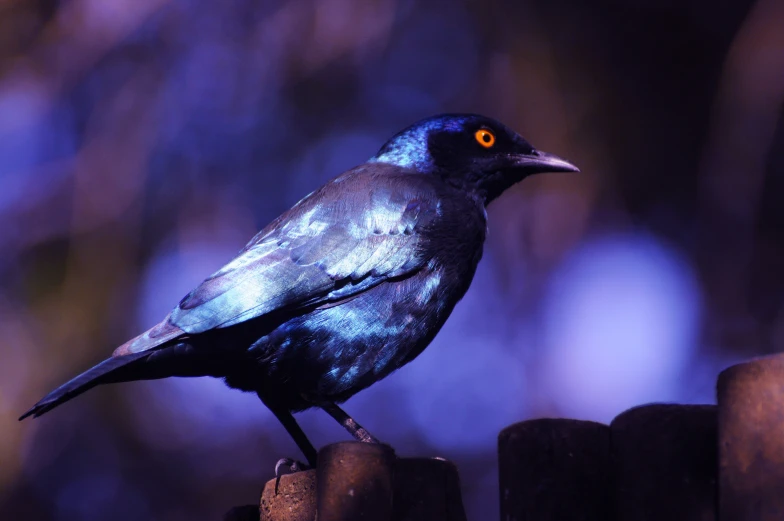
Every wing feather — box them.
[168,168,441,334]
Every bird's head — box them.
[370,114,579,204]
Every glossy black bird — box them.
[20,114,578,471]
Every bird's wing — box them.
[167,168,441,335]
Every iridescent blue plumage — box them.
[369,114,467,170]
[20,114,579,469]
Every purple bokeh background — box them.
[2,0,783,519]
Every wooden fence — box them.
[224,354,784,521]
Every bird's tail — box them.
[18,351,151,420]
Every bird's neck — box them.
[438,169,519,207]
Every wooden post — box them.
[260,470,316,521]
[610,404,717,521]
[498,419,611,521]
[316,441,396,521]
[718,355,784,521]
[393,457,467,521]
[253,442,469,521]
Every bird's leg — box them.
[258,393,318,476]
[269,408,318,469]
[267,406,316,494]
[320,401,380,443]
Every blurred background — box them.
[1,0,783,519]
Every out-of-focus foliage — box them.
[2,0,782,519]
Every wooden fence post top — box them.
[394,456,466,521]
[611,403,717,521]
[498,417,611,521]
[260,469,316,521]
[252,442,468,521]
[499,417,609,443]
[718,353,784,390]
[612,402,717,419]
[718,353,784,521]
[316,441,396,521]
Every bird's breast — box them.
[248,245,482,408]
[241,186,489,409]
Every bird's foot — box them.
[274,457,312,494]
[275,457,311,477]
[353,425,380,444]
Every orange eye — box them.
[475,129,495,148]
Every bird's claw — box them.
[275,457,310,476]
[274,457,311,494]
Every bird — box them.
[19,113,578,473]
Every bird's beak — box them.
[511,150,580,173]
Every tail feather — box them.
[19,351,150,420]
